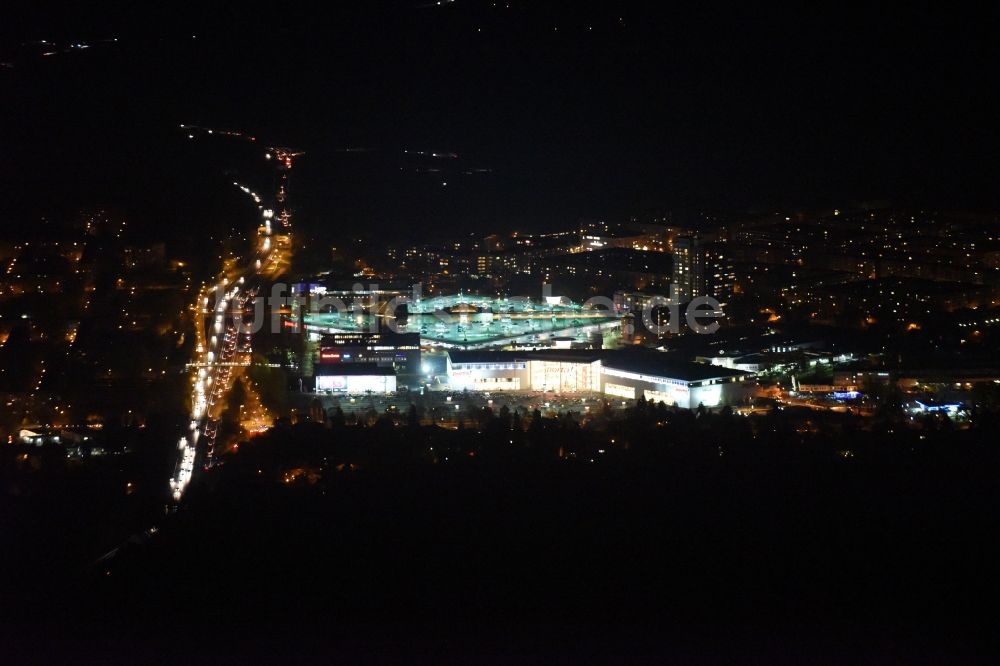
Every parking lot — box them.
[296,389,619,422]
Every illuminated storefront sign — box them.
[605,383,636,399]
[316,374,396,393]
[528,360,599,392]
[644,387,689,407]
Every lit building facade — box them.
[319,331,421,377]
[672,235,704,303]
[445,350,752,408]
[315,364,397,393]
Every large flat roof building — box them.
[302,293,621,349]
[446,349,753,409]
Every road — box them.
[168,138,298,502]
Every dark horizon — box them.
[3,3,999,239]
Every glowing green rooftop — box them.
[300,294,621,349]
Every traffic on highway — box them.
[169,130,298,503]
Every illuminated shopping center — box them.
[300,293,621,349]
[445,350,753,409]
[298,293,752,409]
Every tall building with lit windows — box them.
[672,236,734,305]
[704,242,735,305]
[672,235,704,303]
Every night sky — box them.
[2,3,998,239]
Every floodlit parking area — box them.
[297,389,614,422]
[301,294,621,348]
